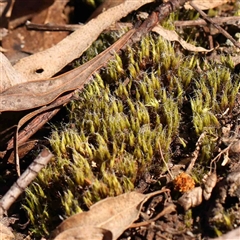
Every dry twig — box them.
[0,148,53,218]
[175,16,240,28]
[189,2,240,49]
[129,204,176,228]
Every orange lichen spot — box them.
[174,172,195,193]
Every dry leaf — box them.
[152,25,212,52]
[0,29,134,112]
[51,191,147,240]
[178,186,203,211]
[52,189,169,240]
[2,0,59,63]
[9,0,54,29]
[13,0,154,81]
[184,0,234,10]
[202,172,217,200]
[53,226,112,240]
[0,222,15,240]
[0,52,27,92]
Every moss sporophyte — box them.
[22,33,240,236]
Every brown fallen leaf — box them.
[9,0,54,29]
[178,186,203,211]
[202,172,217,200]
[152,25,212,52]
[51,189,169,240]
[51,191,146,240]
[53,226,112,240]
[0,0,15,28]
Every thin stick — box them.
[25,21,133,32]
[158,143,174,180]
[210,143,233,168]
[129,204,176,228]
[26,21,83,32]
[175,16,240,27]
[189,2,240,49]
[0,148,53,218]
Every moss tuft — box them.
[22,33,239,237]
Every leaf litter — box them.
[51,189,170,240]
[0,0,240,239]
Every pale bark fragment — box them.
[0,148,53,218]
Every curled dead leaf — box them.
[178,186,203,211]
[227,171,240,197]
[51,189,169,240]
[0,29,135,112]
[178,172,218,210]
[227,171,240,185]
[152,25,212,52]
[202,172,217,200]
[53,226,112,240]
[51,191,147,240]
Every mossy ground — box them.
[12,1,240,239]
[22,30,240,237]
